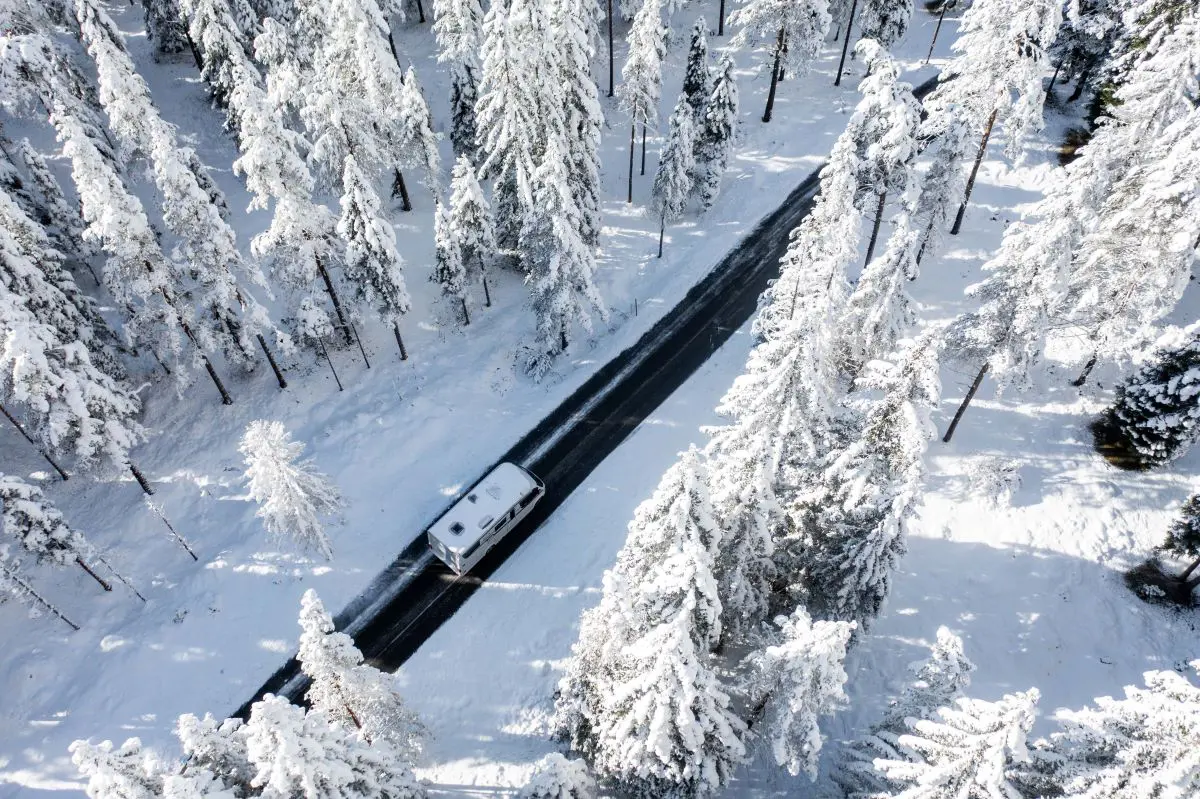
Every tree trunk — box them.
[76,557,112,592]
[864,190,887,269]
[607,0,615,97]
[185,32,204,72]
[658,215,665,258]
[942,362,989,443]
[1068,65,1092,103]
[925,1,948,64]
[763,28,785,122]
[718,0,725,35]
[414,0,426,23]
[0,562,79,630]
[950,107,998,235]
[560,326,569,352]
[256,334,287,389]
[0,403,69,481]
[640,123,647,176]
[392,168,413,212]
[393,323,409,361]
[350,320,371,369]
[1179,553,1200,584]
[130,462,154,495]
[834,0,859,86]
[482,275,492,307]
[316,257,354,344]
[915,222,934,269]
[1046,61,1062,93]
[626,122,636,203]
[318,336,344,391]
[388,30,401,68]
[94,554,146,602]
[147,500,198,561]
[461,297,471,325]
[1071,353,1098,387]
[200,355,233,405]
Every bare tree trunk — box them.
[627,122,636,203]
[658,215,665,258]
[942,362,989,443]
[393,323,409,361]
[482,275,492,308]
[76,557,112,592]
[640,123,647,176]
[864,190,887,269]
[256,334,287,389]
[1179,553,1200,584]
[185,32,204,72]
[763,28,785,122]
[129,462,154,495]
[925,1,948,64]
[200,355,233,405]
[94,554,146,601]
[388,29,401,67]
[1046,61,1062,93]
[316,257,354,344]
[950,107,998,235]
[834,0,859,86]
[0,403,69,481]
[1071,353,1098,387]
[0,562,79,630]
[146,499,198,561]
[560,326,569,352]
[718,0,726,35]
[607,0,615,97]
[414,0,426,23]
[350,320,371,369]
[392,168,413,212]
[1068,65,1092,103]
[318,336,344,391]
[461,297,471,325]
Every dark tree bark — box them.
[834,0,859,86]
[658,215,665,258]
[392,168,413,212]
[148,501,198,560]
[316,257,354,344]
[1179,553,1200,585]
[413,0,426,23]
[185,31,204,72]
[718,0,726,35]
[0,403,69,481]
[925,0,948,64]
[1071,353,1098,387]
[393,323,409,360]
[318,336,344,391]
[388,30,401,67]
[640,123,647,176]
[130,463,155,495]
[350,320,371,369]
[607,0,615,97]
[950,107,998,235]
[482,275,492,307]
[943,362,989,443]
[0,564,80,629]
[560,326,569,352]
[95,554,146,601]
[1046,61,1062,93]
[76,557,112,592]
[763,28,785,122]
[461,297,471,325]
[256,334,287,389]
[864,190,887,269]
[200,355,233,405]
[626,122,636,203]
[1068,66,1092,103]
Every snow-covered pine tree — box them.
[920,0,1061,234]
[0,545,79,630]
[845,39,919,269]
[840,217,919,375]
[741,606,853,779]
[616,0,665,201]
[876,688,1040,798]
[1012,664,1200,799]
[243,695,425,799]
[1092,323,1200,469]
[144,0,191,60]
[432,0,484,156]
[650,94,696,258]
[476,0,557,245]
[447,155,496,297]
[14,138,98,277]
[835,626,976,797]
[799,332,941,628]
[729,0,831,122]
[520,753,596,799]
[0,473,112,591]
[239,420,344,559]
[297,589,426,760]
[396,67,441,197]
[694,54,738,211]
[682,17,711,120]
[175,713,255,797]
[1162,494,1200,590]
[859,0,913,48]
[520,136,605,375]
[1048,0,1120,98]
[911,110,972,264]
[433,200,469,324]
[337,153,411,353]
[553,0,603,248]
[70,738,166,799]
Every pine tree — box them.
[0,544,80,630]
[694,54,738,211]
[876,689,1040,799]
[175,714,255,797]
[741,606,853,779]
[520,754,596,799]
[433,200,469,323]
[681,17,711,120]
[337,153,411,349]
[1092,323,1200,468]
[446,155,496,292]
[859,0,913,48]
[729,0,831,122]
[1048,0,1120,97]
[396,67,442,196]
[144,0,191,60]
[911,112,973,264]
[70,738,166,799]
[1012,664,1200,799]
[1162,494,1200,589]
[432,0,484,156]
[297,589,426,761]
[553,0,604,248]
[650,95,696,258]
[799,332,941,628]
[616,0,665,201]
[0,473,112,591]
[14,138,99,275]
[835,626,976,797]
[840,219,919,375]
[240,420,344,559]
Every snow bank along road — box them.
[236,75,943,717]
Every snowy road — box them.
[238,76,942,713]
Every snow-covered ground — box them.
[4,2,1197,797]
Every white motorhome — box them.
[426,462,545,575]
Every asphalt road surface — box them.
[235,74,942,718]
